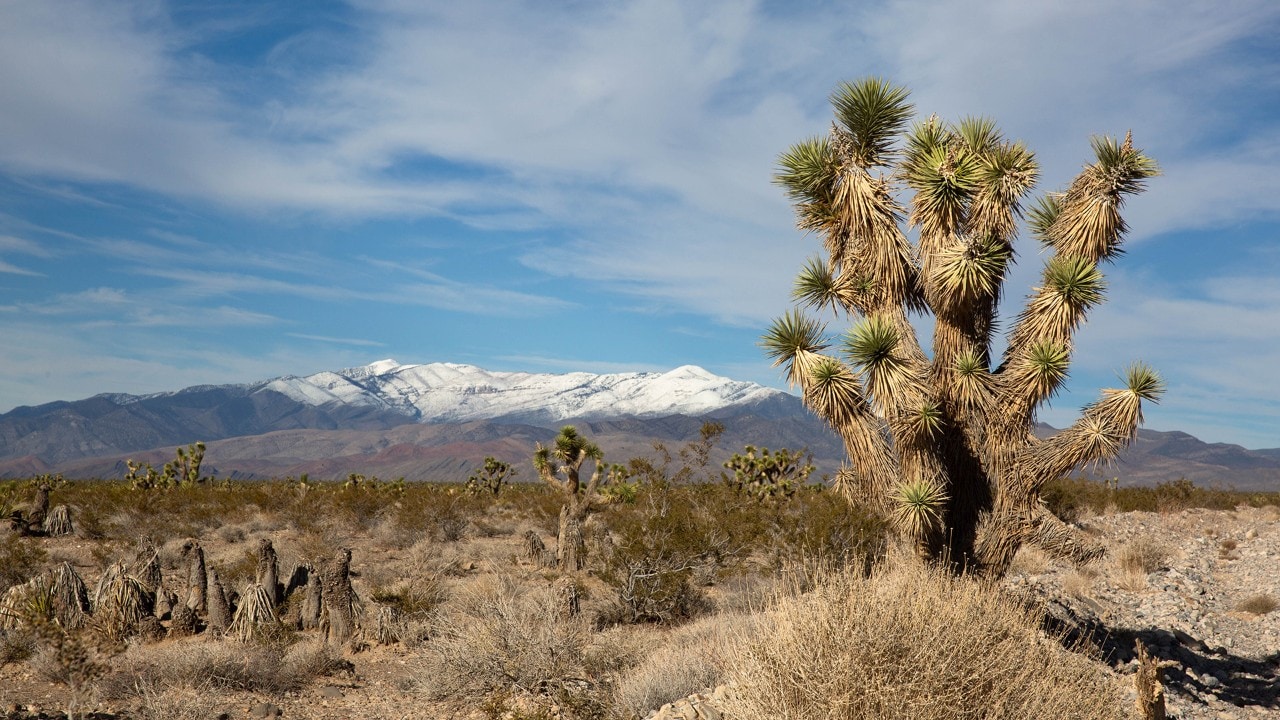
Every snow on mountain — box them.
[257,360,787,423]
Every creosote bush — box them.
[724,560,1127,720]
[1041,476,1280,521]
[1235,594,1279,616]
[416,574,589,704]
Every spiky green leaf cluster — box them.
[890,479,948,538]
[830,78,913,168]
[1123,363,1165,402]
[844,315,899,368]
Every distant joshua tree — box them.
[466,457,517,496]
[764,78,1161,576]
[534,426,610,572]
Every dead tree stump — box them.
[320,548,357,646]
[1135,640,1167,720]
[128,541,163,617]
[206,568,232,634]
[255,538,281,607]
[523,530,546,567]
[181,540,207,614]
[301,570,322,631]
[555,576,580,618]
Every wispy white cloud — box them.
[287,333,386,347]
[494,355,667,376]
[0,234,52,256]
[0,233,51,275]
[0,260,41,276]
[0,321,371,409]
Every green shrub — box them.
[0,534,47,594]
[1041,476,1280,520]
[598,490,718,624]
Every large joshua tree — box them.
[764,78,1162,576]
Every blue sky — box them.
[1,1,1278,449]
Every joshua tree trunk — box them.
[182,540,207,613]
[30,484,50,528]
[766,79,1161,576]
[206,568,231,634]
[301,571,322,631]
[557,503,588,572]
[255,539,281,607]
[321,548,356,645]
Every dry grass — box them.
[1235,593,1279,616]
[723,561,1127,720]
[133,682,234,720]
[1062,568,1098,599]
[1114,537,1170,591]
[612,612,754,716]
[1008,545,1049,576]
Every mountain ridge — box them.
[0,360,1277,490]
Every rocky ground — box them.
[2,504,1277,720]
[648,504,1280,720]
[1021,504,1280,719]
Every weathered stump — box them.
[206,568,232,634]
[320,548,357,646]
[181,540,207,614]
[1135,640,1167,720]
[523,530,547,567]
[255,538,281,607]
[301,570,322,631]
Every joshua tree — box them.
[722,445,816,502]
[764,78,1161,576]
[465,456,517,496]
[534,426,610,572]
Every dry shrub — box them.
[133,683,232,720]
[415,574,588,702]
[98,638,346,698]
[1117,539,1170,575]
[0,534,46,595]
[723,562,1127,720]
[1062,568,1098,599]
[1115,538,1170,590]
[0,627,37,665]
[1218,537,1241,560]
[1235,594,1279,616]
[613,612,755,717]
[1008,545,1049,576]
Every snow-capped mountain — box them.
[0,360,806,470]
[260,360,788,423]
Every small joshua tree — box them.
[534,426,610,572]
[764,78,1162,576]
[465,456,517,496]
[126,441,207,490]
[722,445,816,502]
